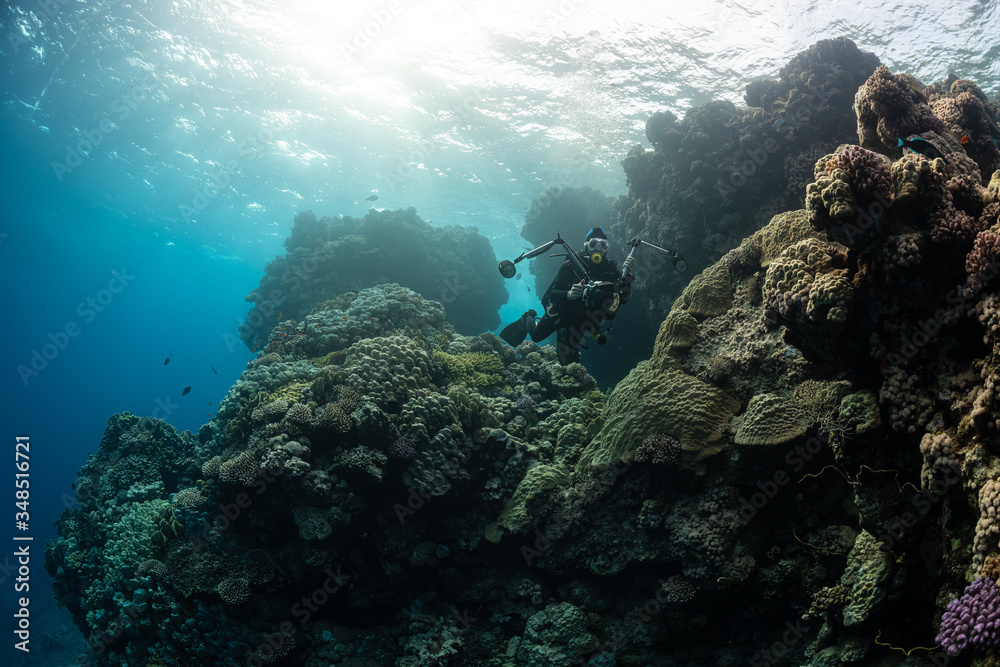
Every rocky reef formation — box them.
[613,37,882,329]
[239,207,508,351]
[45,39,1000,667]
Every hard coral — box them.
[854,65,944,153]
[633,433,682,465]
[217,577,251,605]
[937,577,1000,655]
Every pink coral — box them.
[855,66,944,153]
[966,230,1000,287]
[929,207,981,245]
[834,145,892,200]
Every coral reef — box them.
[239,207,507,350]
[45,38,1000,667]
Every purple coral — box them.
[834,145,892,200]
[936,577,1000,655]
[967,229,1000,287]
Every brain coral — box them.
[577,355,740,470]
[734,393,809,445]
[335,335,435,410]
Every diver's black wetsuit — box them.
[530,251,633,364]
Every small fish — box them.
[371,317,376,321]
[897,137,945,161]
[71,483,75,490]
[208,401,213,406]
[343,316,348,320]
[365,195,379,201]
[717,577,734,585]
[960,135,971,145]
[164,352,172,365]
[742,123,758,132]
[181,386,192,395]
[773,117,787,128]
[210,365,218,375]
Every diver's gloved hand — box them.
[622,255,636,273]
[567,283,586,300]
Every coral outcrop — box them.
[239,207,507,350]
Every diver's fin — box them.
[500,317,528,346]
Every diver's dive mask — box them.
[585,237,609,263]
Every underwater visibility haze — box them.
[3,0,1000,665]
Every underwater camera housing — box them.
[582,281,623,313]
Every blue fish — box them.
[897,137,945,161]
[773,117,787,128]
[742,123,758,132]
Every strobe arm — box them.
[499,235,591,281]
[621,238,687,278]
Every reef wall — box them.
[45,38,1000,667]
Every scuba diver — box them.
[499,228,630,365]
[498,228,686,365]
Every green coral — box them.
[658,307,700,349]
[840,530,892,627]
[577,356,740,470]
[434,350,504,387]
[495,464,571,533]
[265,380,312,404]
[516,602,599,667]
[751,209,821,268]
[734,393,809,446]
[680,260,733,318]
[94,498,173,598]
[225,390,267,444]
[839,391,881,433]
